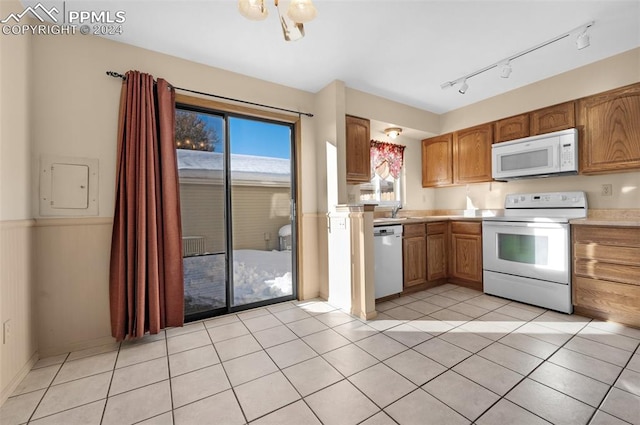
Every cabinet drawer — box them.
[573,226,640,248]
[427,222,447,235]
[573,276,640,327]
[574,258,640,286]
[450,221,481,235]
[574,242,640,266]
[403,223,425,237]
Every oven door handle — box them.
[483,221,567,229]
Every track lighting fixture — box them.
[441,21,595,95]
[384,127,403,139]
[458,80,469,94]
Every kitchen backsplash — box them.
[426,171,640,210]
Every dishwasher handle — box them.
[373,226,403,237]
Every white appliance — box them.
[482,191,587,313]
[373,225,403,299]
[492,128,578,180]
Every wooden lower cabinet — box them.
[403,224,427,288]
[401,220,481,292]
[449,221,483,290]
[573,225,640,328]
[426,222,447,281]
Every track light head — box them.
[500,61,512,78]
[458,80,469,94]
[576,29,590,49]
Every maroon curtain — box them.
[109,70,184,341]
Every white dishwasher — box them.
[373,225,403,299]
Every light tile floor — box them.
[2,283,640,425]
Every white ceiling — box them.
[22,0,640,114]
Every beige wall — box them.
[0,0,38,405]
[435,47,640,210]
[35,219,113,357]
[28,32,322,356]
[30,34,316,219]
[0,222,37,404]
[0,3,31,222]
[346,88,440,136]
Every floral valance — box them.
[371,140,406,179]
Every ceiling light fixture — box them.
[287,0,317,23]
[385,127,403,139]
[441,21,595,95]
[238,0,317,41]
[238,0,268,20]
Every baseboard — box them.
[0,351,39,407]
[38,335,116,358]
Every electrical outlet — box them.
[3,320,11,344]
[601,184,613,196]
[263,232,270,241]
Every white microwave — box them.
[492,128,578,180]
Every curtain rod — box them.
[106,71,314,118]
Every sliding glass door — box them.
[176,105,296,321]
[229,117,294,308]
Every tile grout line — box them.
[584,340,640,425]
[161,331,176,425]
[97,340,123,425]
[23,352,69,424]
[11,287,640,424]
[204,318,250,425]
[469,315,589,424]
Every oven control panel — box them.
[505,191,587,209]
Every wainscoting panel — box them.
[0,220,37,405]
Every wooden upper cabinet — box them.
[578,83,640,174]
[530,101,575,135]
[494,114,530,142]
[453,123,493,184]
[422,134,453,187]
[345,115,371,184]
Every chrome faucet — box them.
[391,203,401,218]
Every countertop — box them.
[373,216,483,226]
[569,218,640,227]
[374,209,640,227]
[569,209,640,227]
